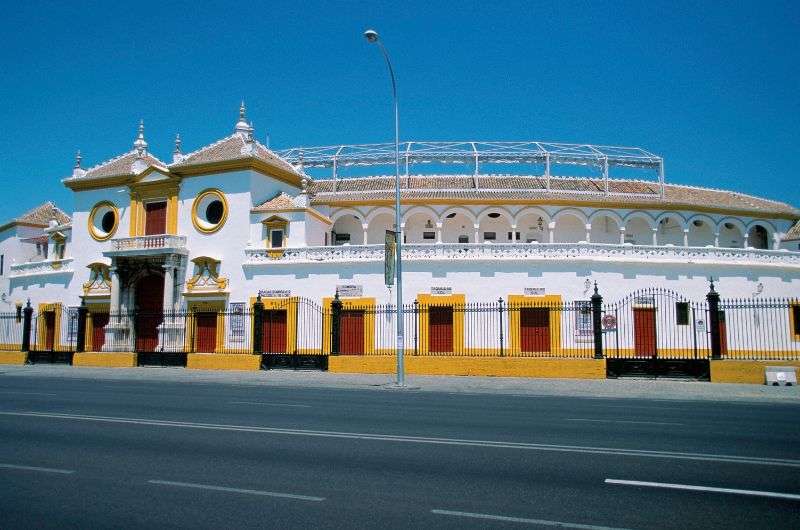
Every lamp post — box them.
[364,29,404,386]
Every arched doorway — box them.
[134,272,164,351]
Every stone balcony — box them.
[8,258,75,277]
[243,242,800,268]
[103,235,188,258]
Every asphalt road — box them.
[1,372,799,529]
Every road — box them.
[0,371,798,529]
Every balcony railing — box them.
[244,242,800,267]
[106,235,188,256]
[9,258,74,277]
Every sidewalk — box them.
[1,364,798,403]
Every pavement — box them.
[1,365,799,529]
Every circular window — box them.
[89,201,119,241]
[488,212,501,219]
[192,189,228,234]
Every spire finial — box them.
[235,101,253,135]
[133,119,148,156]
[174,133,182,154]
[74,149,82,169]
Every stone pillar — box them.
[713,232,720,248]
[651,227,658,246]
[743,233,749,248]
[619,227,626,244]
[773,233,780,250]
[548,222,556,243]
[473,224,480,244]
[683,229,689,247]
[585,223,592,243]
[362,224,369,245]
[162,261,175,314]
[109,266,121,314]
[510,224,517,242]
[435,222,442,244]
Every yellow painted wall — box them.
[507,294,563,355]
[416,293,466,355]
[0,351,27,364]
[186,353,261,371]
[329,355,606,379]
[322,297,376,354]
[710,360,800,384]
[73,352,137,368]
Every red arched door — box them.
[135,273,164,351]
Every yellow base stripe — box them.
[186,353,261,371]
[709,360,800,384]
[0,351,27,364]
[73,352,137,368]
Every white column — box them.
[510,224,517,242]
[548,222,556,243]
[773,233,780,250]
[473,224,480,244]
[109,266,121,314]
[619,227,626,244]
[162,261,175,314]
[435,222,442,244]
[683,229,689,247]
[743,233,749,248]
[361,224,369,245]
[651,227,658,246]
[713,232,720,248]
[585,223,592,243]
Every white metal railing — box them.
[244,243,800,267]
[9,258,74,277]
[109,235,187,252]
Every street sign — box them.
[337,284,363,297]
[602,313,617,332]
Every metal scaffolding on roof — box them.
[278,140,665,196]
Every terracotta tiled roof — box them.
[172,133,299,176]
[13,202,71,226]
[784,220,800,241]
[308,175,799,217]
[63,150,168,182]
[252,192,301,212]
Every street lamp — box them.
[364,28,405,386]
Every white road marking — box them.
[431,509,634,529]
[605,479,800,501]
[0,463,75,474]
[228,401,312,408]
[0,391,57,397]
[566,418,684,426]
[2,410,799,468]
[148,479,324,501]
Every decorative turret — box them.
[234,101,253,137]
[172,133,183,163]
[72,150,86,178]
[133,119,148,157]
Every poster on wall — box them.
[259,289,291,298]
[229,302,245,343]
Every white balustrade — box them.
[109,235,187,252]
[243,243,800,267]
[9,258,74,277]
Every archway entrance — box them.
[134,272,164,351]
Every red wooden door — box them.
[718,311,728,356]
[92,312,109,351]
[195,312,217,352]
[520,308,550,353]
[262,310,287,353]
[633,307,657,357]
[145,201,167,235]
[429,306,454,353]
[135,273,164,351]
[340,310,365,355]
[43,312,56,351]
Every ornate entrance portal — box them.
[134,272,164,351]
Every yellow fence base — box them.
[710,360,800,385]
[329,355,606,379]
[0,351,27,365]
[73,352,138,368]
[186,353,261,372]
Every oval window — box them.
[89,201,119,241]
[192,189,228,233]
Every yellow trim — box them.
[249,296,300,354]
[253,207,333,226]
[85,303,111,352]
[710,360,800,384]
[73,352,137,368]
[0,351,28,364]
[185,256,229,292]
[186,353,261,371]
[262,215,289,248]
[65,175,131,191]
[191,188,229,234]
[508,294,563,355]
[36,303,64,351]
[322,297,376,354]
[316,198,798,221]
[171,159,302,188]
[415,293,466,355]
[790,302,800,341]
[88,201,119,241]
[129,181,179,236]
[185,300,226,353]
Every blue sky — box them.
[1,0,798,219]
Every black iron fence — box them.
[9,285,800,365]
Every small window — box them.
[101,211,116,233]
[676,302,689,326]
[270,229,284,248]
[423,231,435,240]
[793,305,800,336]
[205,200,224,225]
[335,232,350,244]
[483,232,496,241]
[458,235,469,243]
[507,231,520,241]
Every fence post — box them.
[707,279,721,360]
[252,294,264,355]
[76,300,88,353]
[498,297,505,357]
[591,282,604,359]
[21,300,33,353]
[331,292,342,356]
[413,300,419,355]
